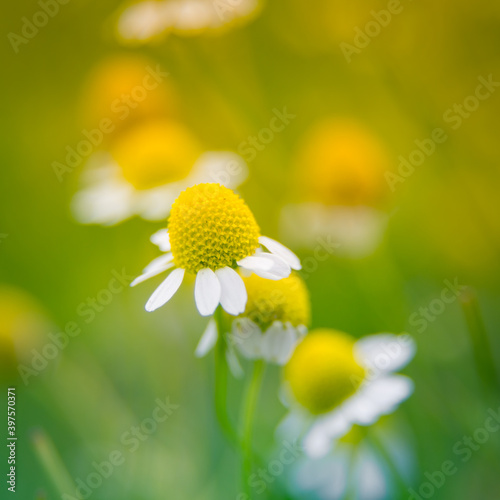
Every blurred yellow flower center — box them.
[285,329,365,415]
[242,273,310,330]
[168,184,260,273]
[110,120,202,190]
[296,120,388,206]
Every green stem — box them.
[241,360,265,498]
[31,429,75,497]
[214,307,239,447]
[460,287,500,396]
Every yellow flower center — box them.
[285,329,365,415]
[111,120,202,190]
[296,120,388,206]
[168,184,260,273]
[242,273,310,330]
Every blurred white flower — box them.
[116,0,262,43]
[279,330,416,459]
[72,121,248,225]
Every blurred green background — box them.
[1,0,500,498]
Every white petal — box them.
[194,268,221,316]
[354,447,389,500]
[238,253,291,280]
[230,318,263,359]
[195,319,218,357]
[355,334,416,376]
[303,410,351,458]
[131,262,174,287]
[150,229,171,251]
[143,253,174,273]
[145,268,185,312]
[261,322,297,365]
[215,267,247,316]
[343,375,414,426]
[259,236,301,270]
[130,254,174,287]
[225,347,244,378]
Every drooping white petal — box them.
[215,267,247,315]
[303,410,351,458]
[225,347,244,379]
[131,262,174,287]
[150,229,171,251]
[238,253,291,280]
[195,319,218,357]
[354,446,389,500]
[355,334,416,376]
[130,253,174,287]
[261,322,297,365]
[259,236,302,270]
[145,268,185,312]
[342,375,414,427]
[230,318,263,359]
[295,448,350,500]
[194,268,221,316]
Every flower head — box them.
[110,120,202,190]
[132,184,301,317]
[169,184,260,273]
[285,329,365,415]
[280,329,415,458]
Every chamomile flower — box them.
[194,272,310,367]
[131,184,301,317]
[115,0,262,44]
[281,119,390,257]
[289,420,415,500]
[72,119,248,224]
[279,329,415,459]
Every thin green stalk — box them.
[460,287,500,396]
[31,429,75,497]
[214,307,239,446]
[240,360,265,498]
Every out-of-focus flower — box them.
[281,119,390,257]
[195,272,309,366]
[115,0,262,44]
[290,421,415,500]
[79,54,175,141]
[72,119,248,224]
[131,183,301,317]
[0,285,50,381]
[280,329,415,458]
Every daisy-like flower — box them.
[72,119,248,224]
[279,329,415,459]
[290,420,415,500]
[281,119,390,258]
[195,272,310,368]
[131,183,301,317]
[115,0,262,44]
